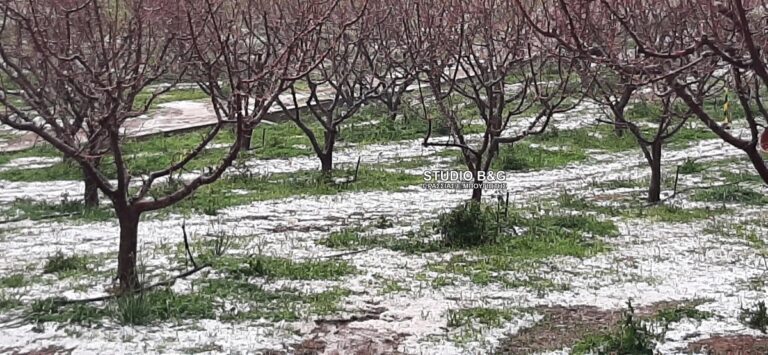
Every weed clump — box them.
[438,201,501,247]
[27,288,214,326]
[741,301,768,333]
[43,252,89,276]
[573,300,656,355]
[679,159,707,175]
[0,292,21,311]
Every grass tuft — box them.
[741,301,768,333]
[42,252,89,276]
[692,185,768,205]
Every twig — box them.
[353,156,361,182]
[320,248,374,259]
[182,220,198,269]
[672,165,681,198]
[261,128,266,147]
[54,264,210,305]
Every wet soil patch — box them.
[687,335,768,354]
[496,300,698,354]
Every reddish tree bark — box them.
[0,0,338,291]
[405,0,580,202]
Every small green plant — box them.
[27,298,105,325]
[573,300,656,355]
[373,216,394,229]
[380,279,407,294]
[0,274,27,288]
[43,252,88,276]
[1,197,113,222]
[112,288,214,325]
[222,255,356,281]
[741,301,768,333]
[655,304,713,325]
[0,291,21,311]
[438,201,501,247]
[319,228,367,249]
[27,289,215,326]
[692,185,768,205]
[493,143,587,171]
[679,159,707,175]
[446,307,517,328]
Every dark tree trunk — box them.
[746,146,768,184]
[83,173,100,208]
[648,141,663,203]
[614,116,626,137]
[320,151,333,174]
[241,128,254,151]
[82,157,101,208]
[471,186,483,202]
[116,208,141,291]
[320,129,336,174]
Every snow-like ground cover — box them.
[1,103,768,354]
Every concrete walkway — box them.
[0,69,473,153]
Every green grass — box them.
[214,255,356,281]
[1,198,113,222]
[626,204,728,223]
[721,170,766,184]
[42,252,90,277]
[173,167,422,215]
[447,307,518,328]
[692,184,768,205]
[655,304,713,324]
[0,145,61,166]
[425,204,615,287]
[0,292,21,311]
[340,102,484,144]
[528,126,638,153]
[112,289,214,325]
[678,159,709,175]
[0,123,311,182]
[28,298,108,325]
[200,278,350,321]
[492,143,587,171]
[133,88,210,110]
[0,274,27,288]
[572,301,656,355]
[555,191,728,223]
[380,278,408,294]
[741,301,768,334]
[27,288,215,326]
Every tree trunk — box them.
[320,129,336,175]
[116,208,141,291]
[648,141,663,203]
[471,186,483,202]
[241,128,254,151]
[746,146,768,184]
[320,151,333,174]
[614,116,626,137]
[83,172,100,208]
[82,157,101,208]
[471,170,483,202]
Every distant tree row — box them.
[1,0,766,292]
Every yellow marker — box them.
[721,90,732,130]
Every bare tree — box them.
[358,0,419,121]
[0,0,334,291]
[523,0,720,202]
[584,0,768,183]
[275,0,374,175]
[405,0,580,201]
